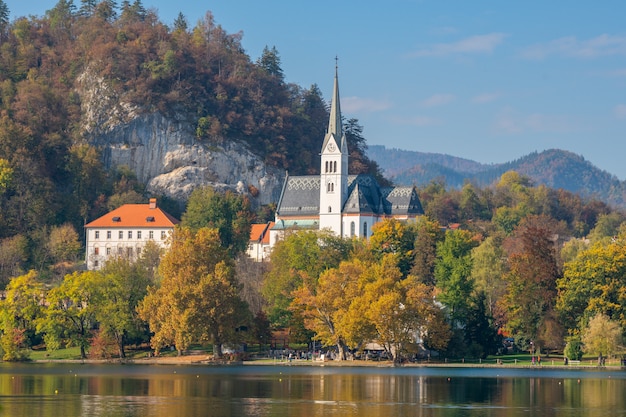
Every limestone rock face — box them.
[77,71,284,205]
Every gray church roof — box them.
[276,173,423,218]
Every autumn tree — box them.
[138,227,250,358]
[46,223,81,265]
[369,218,416,277]
[0,271,44,360]
[582,314,622,361]
[0,235,28,288]
[360,256,449,362]
[501,215,563,351]
[292,259,369,360]
[557,239,626,334]
[410,217,444,286]
[263,230,352,328]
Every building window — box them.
[328,206,332,213]
[127,247,133,257]
[350,222,355,237]
[106,247,111,255]
[119,231,123,239]
[333,161,337,172]
[363,222,368,237]
[94,260,99,268]
[95,231,100,239]
[325,161,329,173]
[149,230,154,239]
[137,231,142,239]
[128,231,133,239]
[94,247,99,255]
[107,231,111,239]
[161,231,166,240]
[118,247,123,255]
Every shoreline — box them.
[27,355,623,370]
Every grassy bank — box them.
[23,348,625,368]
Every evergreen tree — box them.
[257,45,284,81]
[173,12,188,32]
[95,0,117,21]
[0,0,9,42]
[78,0,97,16]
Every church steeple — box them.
[319,60,349,237]
[321,58,348,154]
[327,60,342,141]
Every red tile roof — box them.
[249,222,274,244]
[85,202,179,228]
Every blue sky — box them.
[7,1,626,179]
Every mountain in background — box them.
[368,145,626,209]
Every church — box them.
[267,67,423,247]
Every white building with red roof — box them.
[84,198,179,270]
[247,221,274,262]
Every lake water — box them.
[0,363,624,416]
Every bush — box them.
[564,337,583,360]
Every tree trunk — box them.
[214,343,223,359]
[336,339,348,361]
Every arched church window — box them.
[328,206,332,213]
[325,161,329,173]
[333,161,337,172]
[363,222,368,237]
[350,222,355,237]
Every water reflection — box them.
[0,364,624,416]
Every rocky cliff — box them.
[77,71,284,206]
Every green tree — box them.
[434,229,478,325]
[96,258,150,358]
[588,212,625,244]
[0,158,13,194]
[138,227,250,357]
[257,46,284,81]
[172,12,188,32]
[0,1,8,37]
[181,186,253,258]
[95,0,117,21]
[471,235,507,318]
[38,270,100,358]
[78,0,97,16]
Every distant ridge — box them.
[368,145,626,208]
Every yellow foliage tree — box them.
[138,227,250,357]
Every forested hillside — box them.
[0,0,382,279]
[370,145,626,208]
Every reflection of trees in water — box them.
[0,367,625,416]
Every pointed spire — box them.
[327,57,342,139]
